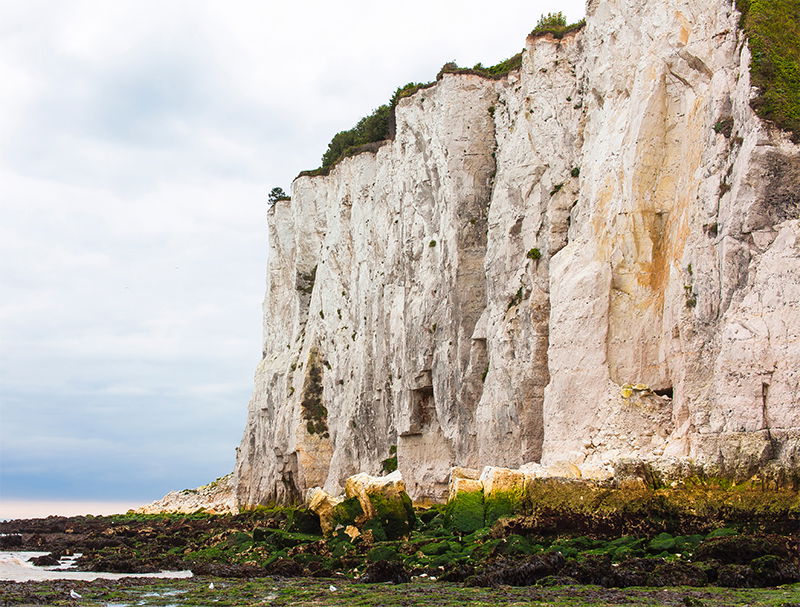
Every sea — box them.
[0,500,192,582]
[0,551,193,582]
[0,500,141,521]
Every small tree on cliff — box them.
[534,11,567,31]
[268,187,290,206]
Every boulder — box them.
[449,477,483,501]
[306,487,343,535]
[480,467,529,524]
[307,471,416,540]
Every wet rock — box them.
[465,552,565,587]
[749,554,800,586]
[717,556,800,588]
[535,575,579,586]
[306,560,334,577]
[717,564,756,587]
[0,534,22,548]
[79,558,157,574]
[694,535,792,564]
[440,562,476,582]
[264,557,305,577]
[646,561,708,587]
[29,554,60,567]
[607,558,658,588]
[358,560,410,583]
[190,562,269,577]
[559,554,615,586]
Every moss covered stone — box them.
[283,508,322,535]
[367,544,401,562]
[647,532,676,553]
[331,496,363,529]
[367,492,416,540]
[484,489,525,525]
[497,534,538,556]
[251,528,320,548]
[445,490,485,533]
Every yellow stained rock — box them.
[306,487,343,535]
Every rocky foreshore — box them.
[2,471,798,604]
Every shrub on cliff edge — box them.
[737,0,800,141]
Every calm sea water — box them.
[0,500,140,520]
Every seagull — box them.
[208,582,215,590]
[70,589,82,599]
[329,585,338,592]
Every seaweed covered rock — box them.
[480,467,529,524]
[358,560,411,583]
[307,471,416,540]
[444,466,532,532]
[190,562,269,577]
[445,489,485,533]
[558,554,616,587]
[465,552,565,587]
[717,557,800,588]
[646,561,708,587]
[447,467,482,501]
[346,471,416,540]
[693,534,793,564]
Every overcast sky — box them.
[0,0,585,513]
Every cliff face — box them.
[234,0,800,506]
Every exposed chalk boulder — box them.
[307,471,416,540]
[306,486,343,535]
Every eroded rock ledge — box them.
[234,0,800,507]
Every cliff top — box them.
[295,13,586,181]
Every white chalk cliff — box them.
[234,0,800,506]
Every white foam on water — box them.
[0,551,193,582]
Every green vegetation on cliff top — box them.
[297,13,584,178]
[737,0,800,140]
[296,3,798,181]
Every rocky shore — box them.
[2,472,798,606]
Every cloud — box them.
[0,0,585,504]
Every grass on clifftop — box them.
[297,54,519,178]
[297,14,584,179]
[737,0,800,141]
[529,11,586,39]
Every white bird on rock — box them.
[69,589,82,599]
[209,582,215,590]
